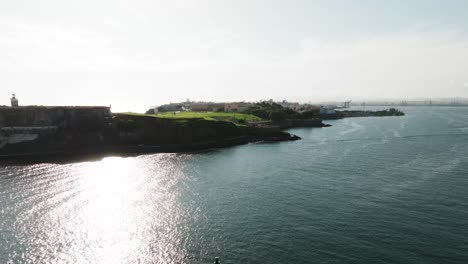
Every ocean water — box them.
[1,107,468,264]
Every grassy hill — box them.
[122,111,263,124]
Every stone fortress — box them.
[0,94,111,128]
[0,94,112,152]
[0,94,310,159]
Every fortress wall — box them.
[0,106,111,131]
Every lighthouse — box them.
[10,94,19,107]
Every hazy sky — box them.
[1,0,468,111]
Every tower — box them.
[10,94,18,107]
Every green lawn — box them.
[120,111,263,123]
[153,111,262,122]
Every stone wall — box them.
[0,106,111,132]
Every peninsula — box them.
[0,108,303,160]
[0,96,404,160]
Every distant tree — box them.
[145,108,155,115]
[244,103,303,120]
[246,108,269,119]
[299,110,319,119]
[269,110,287,121]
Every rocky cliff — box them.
[0,110,299,159]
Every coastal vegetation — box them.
[126,105,404,128]
[0,104,405,159]
[243,102,319,121]
[138,103,405,126]
[134,105,404,126]
[336,108,405,118]
[153,111,262,122]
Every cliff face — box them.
[0,109,299,158]
[113,114,243,144]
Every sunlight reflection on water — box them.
[9,154,197,264]
[3,108,468,264]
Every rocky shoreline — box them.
[0,134,300,163]
[323,108,405,119]
[0,107,404,162]
[0,112,304,162]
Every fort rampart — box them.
[0,106,111,131]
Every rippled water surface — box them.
[1,107,468,263]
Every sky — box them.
[1,0,468,112]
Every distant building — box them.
[182,99,192,110]
[10,94,18,107]
[298,104,320,113]
[224,102,251,113]
[279,100,301,111]
[191,102,225,112]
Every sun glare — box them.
[26,155,192,263]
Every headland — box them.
[0,96,404,161]
[0,106,301,161]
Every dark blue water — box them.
[1,107,468,263]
